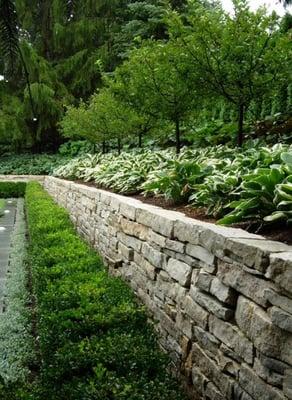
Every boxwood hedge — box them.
[24,182,185,400]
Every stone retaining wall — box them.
[44,176,292,400]
[0,175,45,182]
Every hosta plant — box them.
[217,167,286,225]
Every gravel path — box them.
[0,199,17,311]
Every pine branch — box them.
[0,0,18,69]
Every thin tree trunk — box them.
[117,137,121,155]
[237,104,244,147]
[175,118,181,154]
[138,131,142,148]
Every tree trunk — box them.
[175,119,181,154]
[117,138,121,155]
[138,131,142,148]
[237,104,244,147]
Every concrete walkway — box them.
[0,200,17,311]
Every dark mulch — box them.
[72,179,292,245]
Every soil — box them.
[73,179,292,245]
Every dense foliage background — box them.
[0,0,291,153]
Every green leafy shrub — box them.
[25,183,185,400]
[0,154,68,175]
[0,182,26,198]
[0,200,35,385]
[58,141,95,157]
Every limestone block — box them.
[204,382,225,400]
[191,366,206,397]
[192,343,233,399]
[233,383,255,400]
[133,253,156,280]
[225,238,290,273]
[196,271,213,292]
[210,277,237,306]
[239,364,286,400]
[98,190,112,205]
[216,351,240,378]
[176,252,201,268]
[119,197,142,220]
[193,326,220,359]
[174,219,208,244]
[176,310,193,338]
[269,306,292,333]
[165,238,185,253]
[118,242,134,261]
[284,369,292,399]
[209,315,254,364]
[117,232,142,252]
[182,295,208,329]
[190,287,233,321]
[120,218,149,240]
[141,242,165,268]
[254,357,283,388]
[258,352,290,375]
[198,223,264,254]
[266,252,292,294]
[235,296,292,365]
[264,288,292,315]
[186,243,215,265]
[136,205,184,237]
[148,230,166,247]
[217,260,272,307]
[164,258,192,287]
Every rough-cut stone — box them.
[141,242,165,268]
[182,296,208,329]
[217,260,272,307]
[198,224,264,254]
[254,357,283,388]
[283,369,292,399]
[193,326,220,359]
[233,383,254,400]
[136,205,183,237]
[264,288,292,315]
[176,310,192,338]
[239,364,286,400]
[196,271,213,292]
[216,351,240,378]
[118,242,134,261]
[225,238,290,272]
[164,258,192,287]
[235,296,292,365]
[192,343,233,399]
[148,230,166,247]
[165,238,185,253]
[118,232,142,252]
[190,287,233,321]
[204,382,225,400]
[258,352,290,375]
[120,218,149,240]
[266,252,292,294]
[209,315,254,364]
[119,198,141,220]
[191,366,206,396]
[174,219,208,244]
[186,243,215,265]
[210,277,237,305]
[269,306,292,333]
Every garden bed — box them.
[74,180,292,245]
